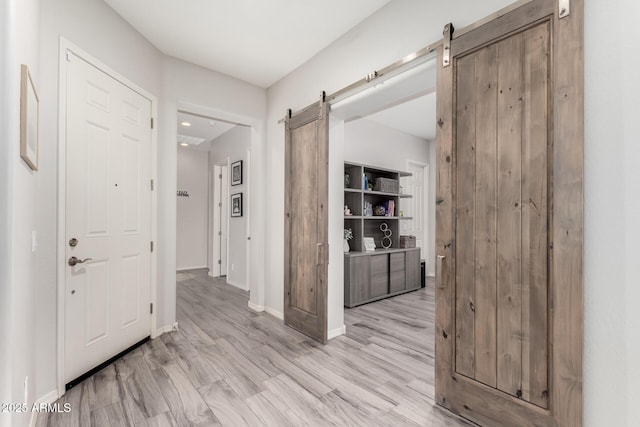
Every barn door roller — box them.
[442,23,454,68]
[559,0,570,18]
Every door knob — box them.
[68,256,92,266]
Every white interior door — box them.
[212,163,228,277]
[400,161,428,259]
[65,54,152,384]
[220,164,228,276]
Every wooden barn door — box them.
[435,0,583,425]
[284,97,329,343]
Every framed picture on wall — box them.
[231,160,243,186]
[20,64,39,171]
[231,193,243,217]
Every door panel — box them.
[284,100,329,343]
[435,0,583,425]
[65,53,151,384]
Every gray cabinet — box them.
[344,248,421,307]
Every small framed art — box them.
[231,193,243,217]
[231,160,243,186]
[20,64,39,171]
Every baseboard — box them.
[264,306,284,320]
[29,389,59,427]
[226,279,247,291]
[247,301,264,312]
[328,325,346,340]
[176,265,207,272]
[155,322,179,337]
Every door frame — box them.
[211,159,230,278]
[56,38,159,397]
[403,159,430,266]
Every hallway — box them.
[37,269,470,426]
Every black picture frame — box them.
[231,193,243,217]
[231,160,243,186]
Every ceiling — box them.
[104,0,392,88]
[177,111,237,151]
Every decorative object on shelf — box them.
[231,193,243,217]
[20,64,39,171]
[380,223,392,249]
[374,177,399,193]
[363,237,376,251]
[364,201,373,217]
[344,205,352,216]
[363,173,368,190]
[344,228,353,253]
[399,210,404,217]
[400,235,416,248]
[344,173,351,187]
[374,205,386,216]
[231,160,243,186]
[399,185,404,195]
[368,182,374,191]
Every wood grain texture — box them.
[436,0,582,425]
[41,270,470,427]
[454,52,477,380]
[496,32,524,397]
[552,0,584,424]
[284,101,329,343]
[521,21,550,409]
[473,42,499,389]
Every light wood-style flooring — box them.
[38,269,471,426]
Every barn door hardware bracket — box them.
[319,91,327,120]
[559,0,570,19]
[442,23,454,68]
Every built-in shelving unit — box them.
[343,162,421,307]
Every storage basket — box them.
[399,235,416,248]
[374,177,399,193]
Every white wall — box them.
[176,148,209,270]
[265,0,518,338]
[584,1,639,425]
[2,0,41,425]
[344,118,430,171]
[208,126,252,290]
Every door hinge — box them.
[559,0,570,18]
[65,49,72,62]
[218,202,222,208]
[218,231,222,236]
[442,23,454,67]
[219,174,222,179]
[150,241,154,252]
[150,303,153,314]
[150,117,154,129]
[150,179,154,191]
[218,259,222,265]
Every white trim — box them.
[154,322,179,338]
[247,301,264,312]
[328,325,347,340]
[245,149,251,297]
[177,101,266,312]
[226,279,247,291]
[176,265,208,272]
[264,306,284,320]
[29,389,60,427]
[57,38,159,396]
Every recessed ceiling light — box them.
[209,121,215,126]
[180,143,189,147]
[180,121,191,127]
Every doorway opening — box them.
[176,110,251,291]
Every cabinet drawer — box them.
[370,254,388,276]
[390,253,405,272]
[390,270,405,293]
